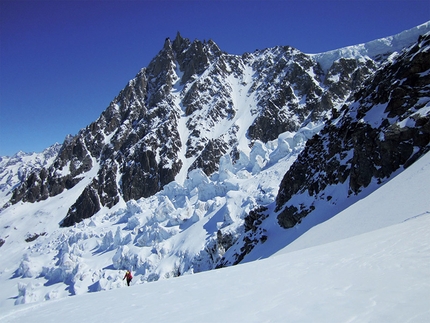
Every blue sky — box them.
[0,0,429,156]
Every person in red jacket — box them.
[123,270,133,286]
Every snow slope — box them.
[1,151,429,323]
[312,20,430,72]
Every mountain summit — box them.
[5,23,417,224]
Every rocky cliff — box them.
[4,26,430,232]
[276,32,430,228]
[218,30,430,267]
[6,31,388,227]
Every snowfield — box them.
[1,150,429,323]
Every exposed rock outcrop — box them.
[217,31,430,267]
[276,32,430,228]
[7,29,422,227]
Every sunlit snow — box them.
[1,150,429,323]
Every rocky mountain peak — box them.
[4,26,429,229]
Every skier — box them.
[123,270,133,286]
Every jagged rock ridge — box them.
[0,144,62,209]
[276,32,430,226]
[219,30,430,266]
[6,30,388,226]
[4,24,430,230]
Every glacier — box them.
[0,20,429,319]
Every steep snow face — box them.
[1,23,430,310]
[312,20,430,73]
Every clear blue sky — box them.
[1,0,429,156]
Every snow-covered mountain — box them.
[0,144,61,208]
[220,24,430,266]
[0,21,429,312]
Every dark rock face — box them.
[217,206,268,267]
[10,166,81,205]
[276,33,430,229]
[247,47,325,141]
[8,31,400,226]
[215,32,430,267]
[189,139,229,176]
[325,58,377,101]
[61,184,101,227]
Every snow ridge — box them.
[312,20,430,72]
